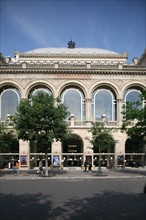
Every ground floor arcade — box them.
[0,133,145,170]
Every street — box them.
[0,178,146,220]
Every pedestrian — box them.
[12,161,19,174]
[84,160,88,172]
[37,158,43,174]
[88,160,92,172]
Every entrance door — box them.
[62,134,83,167]
[125,138,145,167]
[62,155,83,167]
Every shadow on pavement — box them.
[114,168,146,176]
[0,190,146,220]
[0,169,68,177]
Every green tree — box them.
[89,122,116,175]
[13,92,70,176]
[121,89,146,140]
[121,89,146,165]
[0,122,18,153]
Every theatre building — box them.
[0,44,146,170]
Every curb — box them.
[0,175,146,180]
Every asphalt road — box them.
[0,178,146,220]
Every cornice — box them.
[0,68,146,75]
[18,52,128,59]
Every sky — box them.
[0,0,146,63]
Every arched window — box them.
[0,89,20,121]
[125,89,143,109]
[61,89,85,121]
[92,89,116,121]
[32,88,51,96]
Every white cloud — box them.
[7,5,62,47]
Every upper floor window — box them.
[0,89,20,121]
[92,89,116,121]
[124,89,143,109]
[32,88,51,96]
[61,88,85,121]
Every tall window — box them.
[0,89,20,121]
[92,89,116,121]
[125,89,143,109]
[61,88,85,121]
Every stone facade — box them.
[0,47,146,169]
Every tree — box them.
[0,122,18,153]
[89,122,116,175]
[13,92,70,176]
[121,89,146,140]
[121,89,146,165]
[90,122,115,151]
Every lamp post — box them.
[98,146,102,176]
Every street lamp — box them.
[98,145,102,176]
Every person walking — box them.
[88,160,92,172]
[84,160,88,172]
[12,161,19,174]
[37,158,43,174]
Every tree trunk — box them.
[45,149,48,176]
[144,136,146,167]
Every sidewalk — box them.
[0,167,146,180]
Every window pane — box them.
[32,88,51,96]
[126,90,142,109]
[126,90,140,102]
[94,90,113,121]
[63,90,82,120]
[1,90,19,120]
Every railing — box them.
[67,120,119,127]
[123,65,146,70]
[91,65,117,69]
[59,64,86,69]
[106,121,118,126]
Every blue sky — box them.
[0,0,146,63]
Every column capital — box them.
[117,98,124,102]
[85,98,92,102]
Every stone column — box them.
[19,140,30,170]
[114,132,127,168]
[85,98,92,123]
[117,99,124,126]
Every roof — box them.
[24,47,119,55]
[137,49,146,66]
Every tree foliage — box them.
[0,122,18,153]
[13,92,70,175]
[121,89,146,141]
[89,122,116,152]
[13,93,69,145]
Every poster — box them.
[53,156,60,166]
[117,155,124,166]
[20,155,27,166]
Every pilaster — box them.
[19,140,30,170]
[85,98,92,122]
[117,98,124,126]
